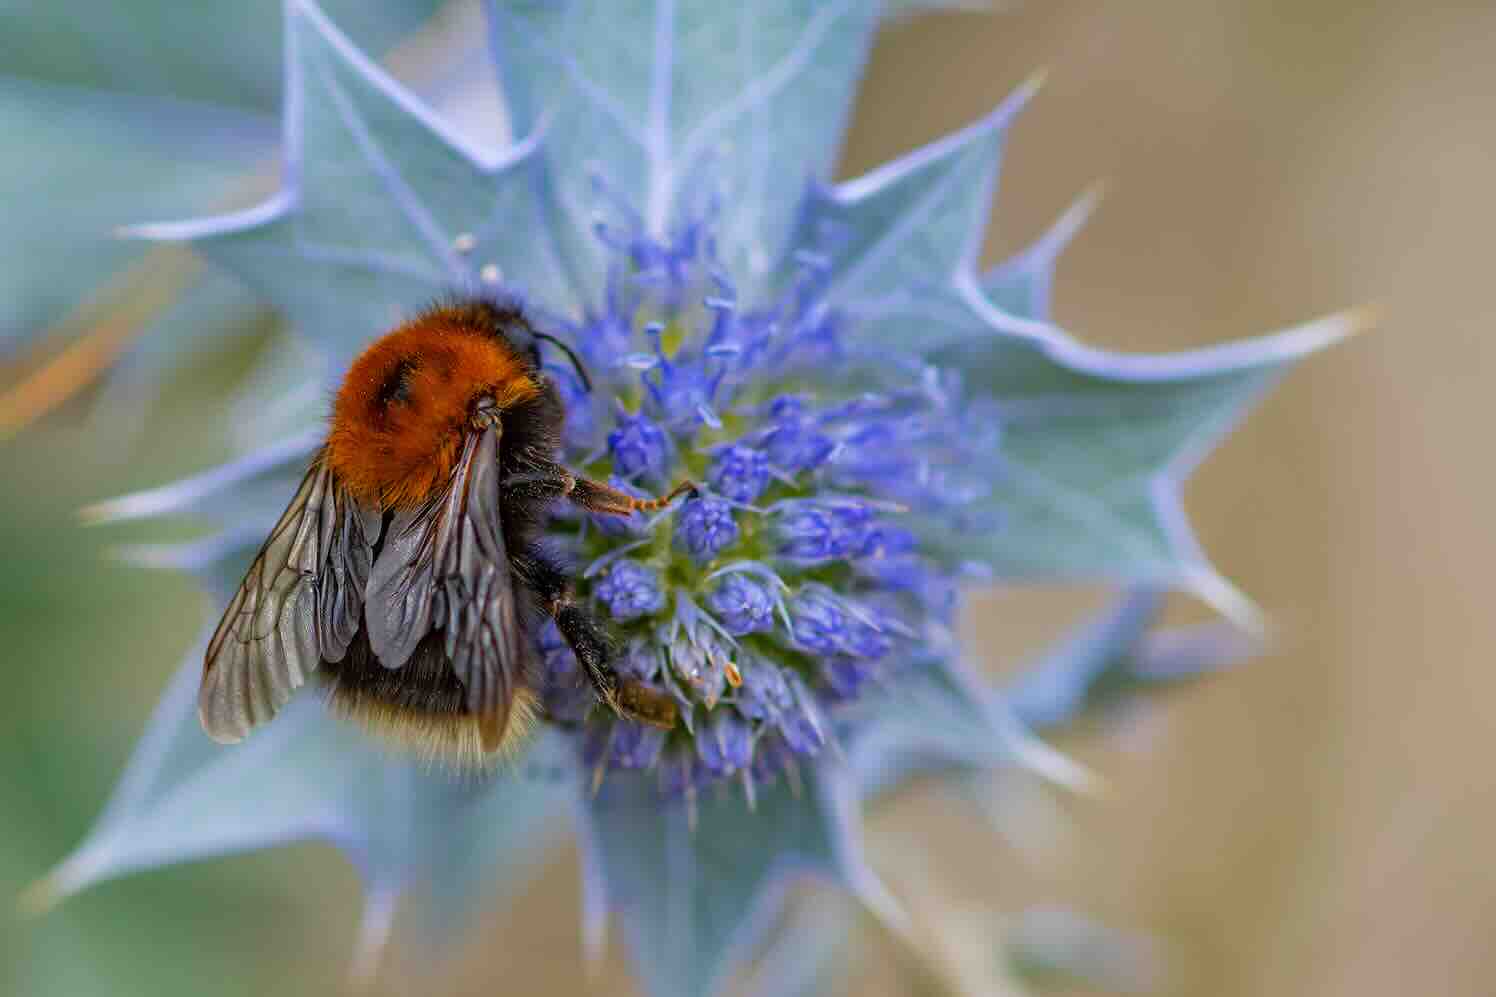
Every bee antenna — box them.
[532,331,593,394]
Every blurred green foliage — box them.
[0,331,356,996]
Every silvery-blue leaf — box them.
[844,658,1004,797]
[927,308,1362,626]
[0,0,443,355]
[772,86,1350,618]
[32,648,571,978]
[0,79,270,353]
[32,649,331,908]
[849,659,1095,801]
[217,328,330,451]
[740,894,858,997]
[1008,589,1259,731]
[381,732,576,961]
[79,275,275,450]
[485,0,885,292]
[128,0,575,374]
[81,431,320,529]
[781,76,1039,329]
[981,187,1101,323]
[1007,590,1164,730]
[579,766,899,997]
[111,531,264,607]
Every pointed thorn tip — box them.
[1343,302,1383,336]
[77,502,112,526]
[1186,569,1267,642]
[1021,66,1050,99]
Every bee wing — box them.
[364,422,527,748]
[200,456,381,743]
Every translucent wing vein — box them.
[200,456,379,742]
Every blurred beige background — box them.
[7,2,1493,996]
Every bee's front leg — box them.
[564,474,699,517]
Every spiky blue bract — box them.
[738,893,859,997]
[579,765,901,997]
[39,1,1353,994]
[1007,588,1260,732]
[28,637,573,978]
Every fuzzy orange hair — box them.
[326,310,540,509]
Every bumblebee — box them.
[199,299,691,762]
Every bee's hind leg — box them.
[512,547,679,730]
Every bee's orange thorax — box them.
[327,312,539,509]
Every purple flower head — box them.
[860,555,959,620]
[777,672,829,756]
[787,586,851,656]
[748,731,799,786]
[536,621,592,725]
[614,637,662,682]
[593,559,665,622]
[773,499,881,562]
[705,572,776,635]
[708,444,770,504]
[675,497,739,562]
[607,719,668,770]
[842,616,894,660]
[643,343,725,429]
[542,357,598,447]
[695,708,753,777]
[624,215,708,314]
[576,269,641,370]
[733,655,795,724]
[767,395,808,422]
[664,627,728,709]
[758,412,834,473]
[822,656,880,701]
[607,407,670,481]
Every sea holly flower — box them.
[30,2,1357,995]
[594,558,667,621]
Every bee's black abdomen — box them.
[321,627,468,717]
[319,624,538,764]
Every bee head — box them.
[326,305,542,508]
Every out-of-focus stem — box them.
[0,249,199,440]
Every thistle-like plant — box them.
[29,2,1354,994]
